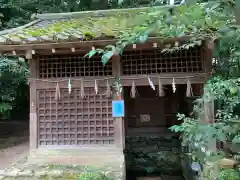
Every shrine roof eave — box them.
[0,3,213,56]
[0,36,198,57]
[0,5,178,47]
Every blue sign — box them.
[112,100,125,117]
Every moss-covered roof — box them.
[0,6,173,45]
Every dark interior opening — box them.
[124,84,199,180]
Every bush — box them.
[219,168,240,180]
[0,56,28,120]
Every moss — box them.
[43,164,98,172]
[1,7,168,43]
[0,3,226,45]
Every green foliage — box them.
[78,172,110,180]
[170,77,240,163]
[0,0,168,30]
[218,168,240,180]
[0,56,28,119]
[0,0,35,29]
[86,1,235,64]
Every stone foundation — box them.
[27,147,125,180]
[125,135,182,175]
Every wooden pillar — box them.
[28,58,38,151]
[203,40,216,151]
[112,55,125,150]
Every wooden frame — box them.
[27,37,212,152]
[1,36,192,55]
[29,59,38,151]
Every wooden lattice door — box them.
[37,87,114,146]
[36,54,114,146]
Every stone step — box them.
[0,163,123,180]
[28,148,124,169]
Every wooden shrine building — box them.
[0,5,213,180]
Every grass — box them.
[3,164,114,180]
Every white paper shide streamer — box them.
[94,79,98,94]
[130,80,136,98]
[158,77,164,97]
[186,79,193,97]
[148,76,155,90]
[68,78,72,94]
[55,82,61,100]
[172,77,176,93]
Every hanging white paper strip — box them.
[148,77,155,90]
[94,79,98,94]
[172,77,176,93]
[68,78,72,94]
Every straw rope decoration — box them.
[186,78,193,97]
[68,78,72,94]
[130,80,137,98]
[54,82,61,100]
[80,79,85,99]
[158,76,164,97]
[148,76,156,90]
[94,79,98,94]
[172,77,176,93]
[28,72,211,96]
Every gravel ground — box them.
[0,141,29,170]
[0,121,29,171]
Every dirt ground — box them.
[0,121,29,170]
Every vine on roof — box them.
[86,1,235,65]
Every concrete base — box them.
[28,146,125,180]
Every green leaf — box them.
[118,0,123,5]
[145,167,154,173]
[0,102,12,113]
[230,87,238,94]
[139,34,148,43]
[232,135,240,143]
[105,45,116,51]
[84,50,97,59]
[101,51,114,65]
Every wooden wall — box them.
[28,41,211,151]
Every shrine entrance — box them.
[123,84,202,180]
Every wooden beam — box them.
[0,36,192,52]
[33,72,207,89]
[112,55,125,150]
[0,20,40,36]
[29,59,38,151]
[34,77,114,89]
[121,73,208,86]
[25,49,32,60]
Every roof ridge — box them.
[31,5,177,20]
[0,20,41,36]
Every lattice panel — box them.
[122,47,203,75]
[37,87,114,146]
[38,54,112,78]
